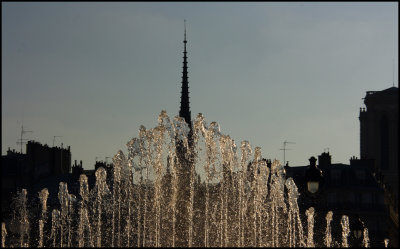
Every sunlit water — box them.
[2,111,375,247]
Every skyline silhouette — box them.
[2,2,398,169]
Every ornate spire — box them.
[179,19,192,130]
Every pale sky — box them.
[2,2,398,169]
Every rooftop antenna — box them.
[53,136,62,147]
[393,58,395,87]
[324,147,330,153]
[105,157,110,164]
[17,124,33,153]
[279,140,296,166]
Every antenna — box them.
[393,58,395,87]
[53,136,62,147]
[279,141,296,166]
[324,147,330,153]
[105,157,110,164]
[16,124,33,153]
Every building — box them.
[1,141,71,215]
[360,87,398,185]
[359,86,398,243]
[285,152,391,247]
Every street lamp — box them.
[351,215,365,246]
[305,156,323,194]
[352,216,364,239]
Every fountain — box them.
[2,111,374,247]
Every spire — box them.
[184,19,187,43]
[179,19,192,130]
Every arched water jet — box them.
[285,177,305,247]
[384,238,389,247]
[306,207,315,247]
[341,215,350,247]
[78,174,93,247]
[362,227,370,248]
[50,209,60,247]
[91,167,111,247]
[2,222,7,247]
[9,189,30,247]
[324,211,333,247]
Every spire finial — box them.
[184,19,187,43]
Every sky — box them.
[2,2,398,169]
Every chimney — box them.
[309,156,317,168]
[318,152,331,168]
